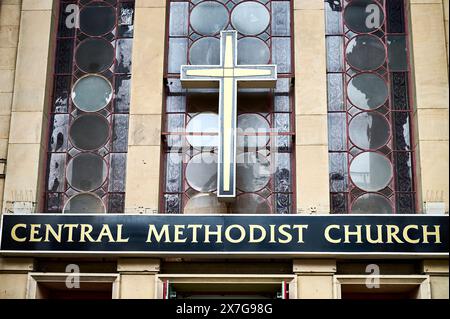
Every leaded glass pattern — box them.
[45,0,135,213]
[163,0,295,214]
[325,0,416,214]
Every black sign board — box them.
[0,214,448,257]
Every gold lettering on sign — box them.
[44,224,63,243]
[249,224,266,243]
[204,225,223,244]
[146,224,171,243]
[422,225,441,244]
[11,223,27,242]
[324,225,341,244]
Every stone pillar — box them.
[0,257,34,299]
[117,258,160,299]
[124,0,166,214]
[422,259,449,299]
[293,0,330,214]
[2,0,56,213]
[293,259,336,299]
[410,0,449,212]
[0,0,22,213]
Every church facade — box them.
[0,0,448,299]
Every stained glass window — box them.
[325,0,416,214]
[163,0,294,214]
[45,0,135,214]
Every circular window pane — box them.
[351,193,393,214]
[347,73,388,110]
[237,114,270,149]
[80,4,116,36]
[350,152,393,192]
[344,0,384,33]
[236,152,270,192]
[231,2,270,36]
[184,193,227,214]
[349,112,390,150]
[67,153,108,191]
[189,37,221,65]
[75,38,114,73]
[231,193,271,214]
[346,35,386,70]
[72,75,113,112]
[186,112,219,148]
[70,114,110,151]
[186,153,218,192]
[63,193,105,214]
[237,38,270,65]
[191,1,229,35]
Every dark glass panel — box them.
[66,153,108,191]
[344,0,384,33]
[346,35,386,71]
[55,39,74,74]
[391,72,409,110]
[396,192,415,214]
[393,111,411,151]
[108,193,125,214]
[386,0,405,33]
[276,193,291,214]
[70,114,110,150]
[164,194,181,214]
[387,35,407,71]
[58,2,77,38]
[331,193,347,214]
[275,153,291,192]
[80,4,116,36]
[76,38,114,73]
[46,193,64,213]
[394,151,413,192]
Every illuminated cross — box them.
[181,30,277,199]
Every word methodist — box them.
[0,215,448,256]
